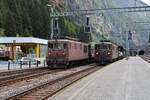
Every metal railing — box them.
[7,60,47,70]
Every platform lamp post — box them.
[47,4,54,40]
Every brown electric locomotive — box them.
[46,37,90,68]
[95,41,119,64]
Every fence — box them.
[3,60,47,70]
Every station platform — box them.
[50,56,150,100]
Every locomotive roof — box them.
[53,36,79,41]
[99,40,119,45]
[48,39,89,45]
[97,41,114,45]
[96,42,118,47]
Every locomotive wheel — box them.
[47,64,51,67]
[68,62,74,68]
[110,59,113,63]
[66,62,70,68]
[64,65,68,69]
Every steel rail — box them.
[0,67,46,77]
[0,69,61,87]
[7,65,101,100]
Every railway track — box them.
[0,68,61,87]
[0,67,46,77]
[6,65,101,100]
[140,55,150,62]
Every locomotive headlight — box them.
[96,52,99,55]
[62,52,65,56]
[108,52,110,55]
[48,52,51,56]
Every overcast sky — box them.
[141,0,150,5]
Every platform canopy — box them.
[0,37,48,45]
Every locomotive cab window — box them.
[48,43,53,49]
[52,43,61,50]
[101,45,108,50]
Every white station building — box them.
[0,37,48,60]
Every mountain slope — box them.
[66,0,150,47]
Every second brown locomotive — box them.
[95,41,119,64]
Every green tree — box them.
[4,10,16,36]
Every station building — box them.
[0,37,48,60]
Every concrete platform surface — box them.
[49,56,150,100]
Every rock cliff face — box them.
[66,0,150,48]
[53,0,66,10]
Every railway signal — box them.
[84,26,91,33]
[86,16,90,26]
[84,16,91,33]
